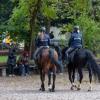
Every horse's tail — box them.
[49,48,60,67]
[87,51,100,81]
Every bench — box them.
[0,60,38,76]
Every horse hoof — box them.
[74,85,77,88]
[49,88,51,92]
[71,86,74,90]
[39,88,45,91]
[49,89,55,92]
[88,90,91,92]
[88,88,92,91]
[77,87,81,91]
[51,89,55,92]
[42,88,45,91]
[39,88,42,91]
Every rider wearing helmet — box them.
[65,25,83,62]
[34,27,50,60]
[34,27,62,72]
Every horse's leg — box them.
[77,67,83,90]
[40,69,45,91]
[87,66,92,91]
[51,67,56,92]
[48,70,52,90]
[72,68,77,89]
[68,66,74,90]
[41,72,45,91]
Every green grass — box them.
[97,54,100,58]
[0,54,99,63]
[0,56,8,63]
[0,56,19,63]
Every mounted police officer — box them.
[34,27,50,61]
[34,27,62,73]
[65,25,83,63]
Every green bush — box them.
[76,15,100,52]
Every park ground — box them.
[0,73,100,100]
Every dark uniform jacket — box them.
[36,34,50,47]
[68,31,83,48]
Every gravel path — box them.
[0,73,100,100]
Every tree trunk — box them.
[24,40,30,51]
[45,19,51,34]
[29,0,42,59]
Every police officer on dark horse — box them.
[65,25,83,62]
[34,27,62,92]
[62,25,100,91]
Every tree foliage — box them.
[59,0,100,52]
[76,15,100,51]
[0,0,100,54]
[8,0,58,40]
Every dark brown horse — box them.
[62,47,100,91]
[37,47,58,92]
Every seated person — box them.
[17,51,29,76]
